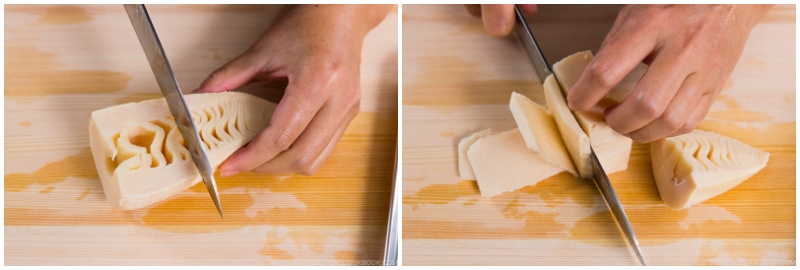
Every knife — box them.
[513,5,645,265]
[124,4,223,218]
[383,142,399,266]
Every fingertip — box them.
[220,124,292,175]
[489,24,515,37]
[220,167,239,177]
[566,95,579,111]
[520,4,538,14]
[483,19,513,37]
[189,79,213,94]
[195,57,259,94]
[190,85,214,94]
[191,76,226,93]
[481,4,515,37]
[196,73,233,94]
[217,148,253,176]
[216,159,239,177]
[566,90,589,111]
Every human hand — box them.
[464,4,538,37]
[567,4,772,143]
[193,4,392,175]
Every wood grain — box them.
[402,4,795,266]
[4,4,398,265]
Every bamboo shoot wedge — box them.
[509,92,578,177]
[552,50,632,174]
[89,92,277,210]
[651,130,769,209]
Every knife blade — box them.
[124,4,223,218]
[383,142,399,266]
[513,5,645,265]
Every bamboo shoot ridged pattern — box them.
[90,92,277,210]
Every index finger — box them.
[218,81,326,175]
[192,53,261,94]
[567,12,657,111]
[481,4,515,37]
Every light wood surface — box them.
[5,4,398,265]
[402,4,795,265]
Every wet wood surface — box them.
[5,4,398,265]
[402,4,795,266]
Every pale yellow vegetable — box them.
[574,100,633,174]
[550,50,645,104]
[543,75,592,179]
[651,129,769,209]
[552,50,632,174]
[89,92,277,210]
[509,92,577,177]
[458,129,492,180]
[462,51,649,197]
[551,50,592,95]
[468,128,565,197]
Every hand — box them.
[193,5,392,175]
[464,4,538,37]
[567,5,772,143]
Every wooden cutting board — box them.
[402,4,795,265]
[5,5,398,265]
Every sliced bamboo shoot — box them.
[551,50,645,103]
[553,51,632,174]
[574,99,633,174]
[458,129,492,180]
[543,75,592,179]
[89,92,277,210]
[552,50,593,95]
[468,128,565,197]
[509,92,577,177]
[651,129,769,209]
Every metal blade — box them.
[513,5,645,265]
[124,4,223,218]
[383,142,399,266]
[590,151,646,265]
[513,6,551,82]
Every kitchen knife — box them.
[383,142,399,266]
[124,4,223,218]
[513,5,645,265]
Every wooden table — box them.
[5,5,398,265]
[402,4,795,265]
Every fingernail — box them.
[221,169,239,177]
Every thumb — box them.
[192,55,260,94]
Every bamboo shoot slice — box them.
[552,51,632,174]
[552,50,593,96]
[543,75,592,179]
[574,99,633,174]
[651,129,769,209]
[89,92,277,210]
[551,50,646,103]
[458,129,492,180]
[509,92,578,177]
[468,128,565,197]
